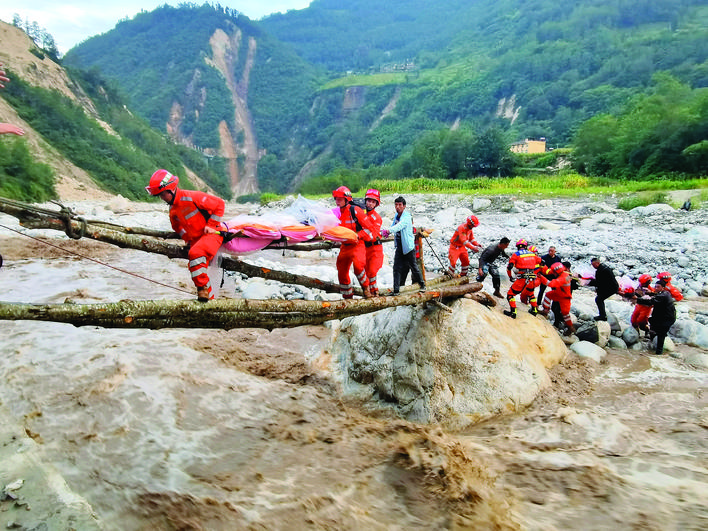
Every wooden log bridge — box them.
[0,197,401,296]
[0,282,485,330]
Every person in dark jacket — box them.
[476,237,510,297]
[645,280,676,355]
[588,257,619,321]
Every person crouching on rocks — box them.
[538,262,576,336]
[332,186,375,299]
[363,189,383,296]
[476,237,510,298]
[447,215,481,278]
[504,239,541,318]
[146,169,225,302]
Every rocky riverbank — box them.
[0,193,706,529]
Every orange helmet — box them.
[332,186,352,201]
[657,271,672,282]
[527,245,538,254]
[516,239,528,249]
[466,215,479,228]
[551,262,565,273]
[365,188,380,205]
[146,169,178,195]
[638,273,652,286]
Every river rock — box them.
[473,198,492,211]
[684,353,708,369]
[575,320,610,347]
[607,336,627,349]
[569,341,607,362]
[327,300,567,429]
[621,326,640,346]
[671,320,708,349]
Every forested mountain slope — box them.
[55,1,708,194]
[0,21,229,202]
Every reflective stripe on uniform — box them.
[189,256,208,268]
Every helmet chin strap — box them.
[166,190,176,205]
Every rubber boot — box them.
[197,286,210,302]
[503,309,516,319]
[493,290,503,298]
[528,307,538,316]
[564,324,576,337]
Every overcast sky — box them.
[0,1,312,54]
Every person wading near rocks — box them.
[588,257,619,321]
[363,188,383,296]
[476,237,510,298]
[382,196,425,295]
[504,239,541,318]
[537,245,561,302]
[630,273,655,336]
[538,262,576,336]
[146,169,225,302]
[644,279,677,355]
[447,215,481,278]
[657,271,683,302]
[332,186,375,299]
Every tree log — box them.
[0,282,483,330]
[0,197,446,296]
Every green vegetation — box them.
[617,192,669,210]
[64,1,708,195]
[1,67,230,200]
[0,138,55,202]
[572,75,708,178]
[321,73,408,90]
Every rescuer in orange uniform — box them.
[630,273,655,335]
[538,261,576,336]
[657,271,683,302]
[504,239,542,318]
[363,189,383,296]
[146,169,225,302]
[447,215,481,277]
[332,186,375,299]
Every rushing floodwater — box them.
[1,219,706,530]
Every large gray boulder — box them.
[327,300,567,429]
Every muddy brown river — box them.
[0,231,706,530]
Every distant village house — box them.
[510,138,546,154]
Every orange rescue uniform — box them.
[336,203,375,298]
[506,249,542,312]
[169,188,225,299]
[364,208,383,296]
[448,224,480,277]
[540,270,574,328]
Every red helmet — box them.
[638,273,652,286]
[527,245,538,254]
[551,262,565,273]
[146,169,178,195]
[657,271,672,282]
[466,215,479,228]
[516,239,527,248]
[332,186,352,201]
[365,188,380,205]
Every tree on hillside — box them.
[572,74,708,177]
